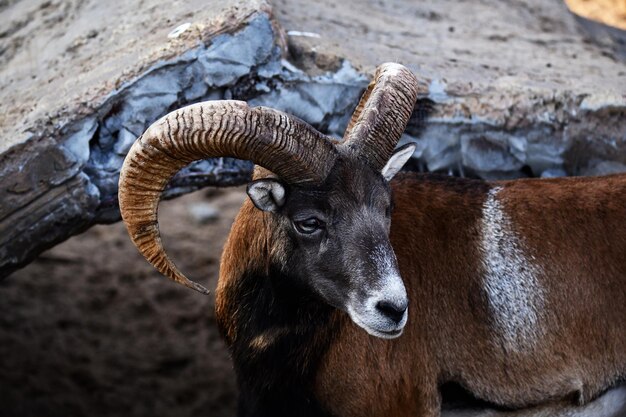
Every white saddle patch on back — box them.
[480,187,545,351]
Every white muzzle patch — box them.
[346,245,408,339]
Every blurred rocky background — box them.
[0,0,624,416]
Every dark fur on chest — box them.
[221,267,339,417]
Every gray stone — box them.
[461,133,524,173]
[582,160,626,176]
[248,60,367,137]
[199,16,279,87]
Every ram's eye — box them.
[294,218,323,234]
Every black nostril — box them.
[375,300,408,323]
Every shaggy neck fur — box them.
[216,200,339,417]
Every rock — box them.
[582,160,626,176]
[0,0,280,276]
[0,0,366,277]
[276,0,626,178]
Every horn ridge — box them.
[341,63,419,170]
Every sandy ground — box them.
[0,188,246,417]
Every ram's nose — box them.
[375,299,408,324]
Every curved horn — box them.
[118,100,337,294]
[341,63,419,170]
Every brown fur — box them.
[216,172,626,417]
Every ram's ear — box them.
[381,143,416,181]
[247,179,287,212]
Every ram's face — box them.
[118,63,419,311]
[246,148,414,339]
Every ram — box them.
[118,63,625,417]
